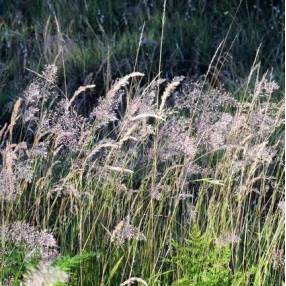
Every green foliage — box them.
[54,251,96,272]
[0,248,96,285]
[171,226,239,286]
[53,251,96,285]
[0,246,39,285]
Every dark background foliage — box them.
[0,0,284,120]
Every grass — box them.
[0,61,284,285]
[0,1,284,285]
[0,1,284,119]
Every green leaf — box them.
[107,255,124,284]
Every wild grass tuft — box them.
[0,58,284,285]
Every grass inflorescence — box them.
[0,61,284,285]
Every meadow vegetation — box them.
[0,1,284,285]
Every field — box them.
[0,1,285,285]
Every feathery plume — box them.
[23,262,69,286]
[90,72,144,125]
[9,98,22,139]
[68,84,96,107]
[215,232,240,247]
[159,76,185,112]
[1,222,58,261]
[111,217,145,245]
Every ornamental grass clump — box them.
[0,64,284,285]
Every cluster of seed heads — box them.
[0,221,58,261]
[111,216,146,245]
[0,64,283,283]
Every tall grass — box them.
[0,59,284,285]
[0,0,284,120]
[0,2,284,285]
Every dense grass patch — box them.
[0,1,284,285]
[0,62,284,285]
